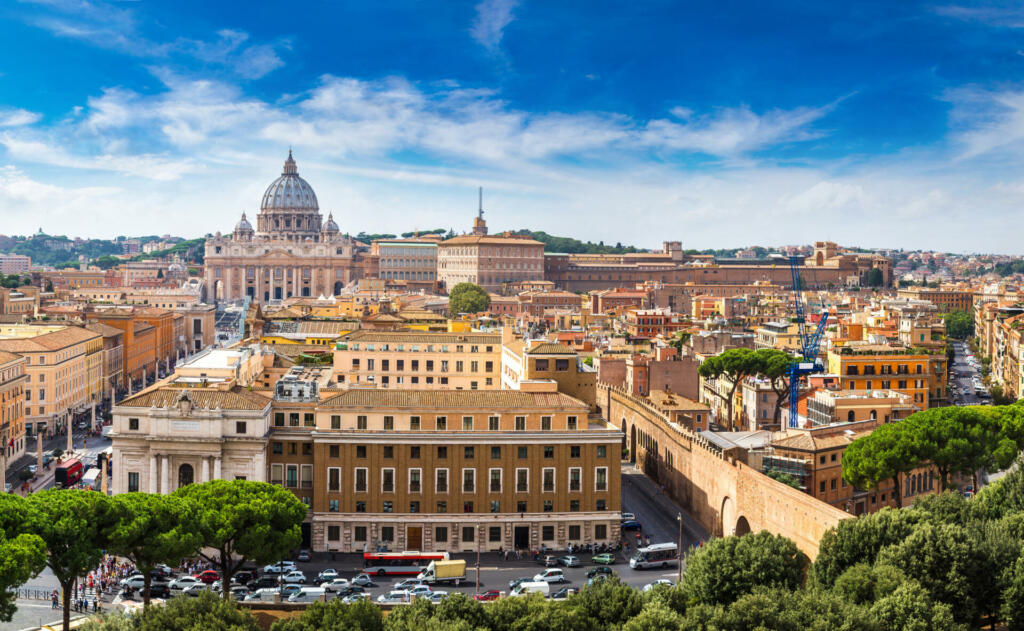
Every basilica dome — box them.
[260,150,319,212]
[322,213,339,233]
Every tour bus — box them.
[629,543,679,570]
[81,467,101,491]
[54,458,84,489]
[363,551,450,576]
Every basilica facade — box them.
[204,152,375,304]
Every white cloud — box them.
[0,108,42,127]
[0,134,200,181]
[945,86,1024,160]
[934,5,1024,28]
[471,0,520,53]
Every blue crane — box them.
[787,256,829,429]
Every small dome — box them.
[235,212,253,233]
[322,213,339,233]
[260,150,319,212]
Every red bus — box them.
[55,458,83,488]
[363,551,449,576]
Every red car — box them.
[194,570,220,584]
[474,590,501,601]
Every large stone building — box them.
[0,351,27,463]
[437,214,545,294]
[204,152,375,304]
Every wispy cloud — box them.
[471,0,520,53]
[934,4,1024,28]
[944,85,1024,160]
[0,108,42,127]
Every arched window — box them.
[178,464,194,488]
[847,410,855,422]
[869,410,877,420]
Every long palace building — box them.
[204,152,375,304]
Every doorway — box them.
[407,526,423,551]
[301,523,311,549]
[514,526,529,550]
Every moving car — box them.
[119,575,148,589]
[510,581,550,597]
[148,583,170,599]
[591,553,616,565]
[288,587,326,603]
[425,591,448,603]
[407,585,433,598]
[195,570,220,584]
[533,569,567,584]
[620,520,643,531]
[263,561,296,574]
[279,584,303,598]
[316,569,340,583]
[181,583,210,597]
[558,556,580,568]
[538,555,560,567]
[508,577,531,590]
[394,578,425,591]
[320,578,351,593]
[642,580,675,592]
[341,593,370,604]
[351,573,375,587]
[586,566,614,579]
[335,586,366,599]
[621,513,636,521]
[376,590,411,604]
[296,549,312,562]
[281,570,307,584]
[474,590,501,601]
[169,576,201,591]
[247,576,280,591]
[549,587,577,600]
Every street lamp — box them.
[475,523,482,595]
[676,513,683,583]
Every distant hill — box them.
[511,230,645,254]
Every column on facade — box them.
[256,266,263,301]
[201,457,210,483]
[91,402,97,430]
[253,451,266,482]
[161,455,170,494]
[149,454,158,493]
[213,457,222,480]
[66,420,73,455]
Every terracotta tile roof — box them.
[342,331,501,344]
[0,350,24,365]
[83,322,125,338]
[321,389,589,410]
[771,429,869,452]
[441,234,544,246]
[526,343,577,355]
[117,386,271,411]
[0,326,100,351]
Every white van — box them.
[510,581,550,597]
[287,587,326,603]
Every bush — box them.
[683,531,808,606]
[79,592,260,631]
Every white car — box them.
[169,576,201,591]
[394,578,425,591]
[642,580,675,592]
[342,593,370,604]
[425,591,448,603]
[180,583,210,596]
[533,569,567,584]
[408,585,433,598]
[281,570,307,584]
[320,578,351,592]
[621,512,636,521]
[317,569,340,582]
[263,561,296,574]
[376,590,411,604]
[119,575,147,589]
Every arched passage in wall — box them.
[629,425,637,464]
[735,515,751,537]
[719,495,735,537]
[621,419,627,454]
[214,280,224,301]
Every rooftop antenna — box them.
[478,187,484,219]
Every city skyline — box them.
[2,2,1024,252]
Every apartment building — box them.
[500,335,597,408]
[0,325,101,436]
[896,287,973,312]
[83,322,124,403]
[86,309,159,390]
[333,331,502,390]
[805,389,918,427]
[295,385,621,553]
[0,254,31,275]
[624,308,690,339]
[826,343,947,409]
[0,351,28,462]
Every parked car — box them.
[119,575,148,589]
[247,576,280,591]
[181,583,210,597]
[549,587,577,600]
[229,586,249,600]
[148,583,170,599]
[587,575,611,587]
[154,564,175,579]
[642,580,675,592]
[194,569,220,584]
[351,573,375,587]
[474,590,501,602]
[296,549,312,562]
[317,569,340,583]
[558,556,580,568]
[539,555,560,567]
[320,578,351,593]
[233,570,255,585]
[27,464,37,476]
[591,553,616,565]
[281,570,307,584]
[586,566,614,579]
[341,593,370,604]
[376,590,411,604]
[533,569,567,584]
[169,576,201,591]
[620,520,643,531]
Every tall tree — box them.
[752,348,794,424]
[842,422,918,508]
[106,493,202,606]
[682,530,807,606]
[173,480,307,599]
[0,495,46,623]
[28,490,115,631]
[697,348,759,430]
[448,282,491,314]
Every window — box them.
[489,469,502,492]
[463,468,475,492]
[535,359,549,371]
[356,445,367,458]
[489,416,499,430]
[597,446,607,458]
[437,446,448,459]
[271,440,283,454]
[381,526,394,541]
[819,481,826,493]
[489,526,502,542]
[329,445,339,458]
[410,501,420,513]
[570,446,580,458]
[596,500,606,511]
[567,416,577,430]
[409,468,422,493]
[595,467,608,491]
[491,446,501,459]
[435,527,448,543]
[516,468,528,492]
[328,525,340,542]
[328,468,341,492]
[543,468,555,492]
[464,501,474,513]
[382,469,395,493]
[462,416,474,431]
[302,443,312,456]
[289,413,299,426]
[357,415,367,430]
[329,499,339,512]
[356,501,366,513]
[569,467,581,492]
[464,446,475,459]
[541,416,552,431]
[275,412,285,426]
[271,464,283,485]
[354,468,368,492]
[437,501,447,513]
[383,501,393,513]
[568,525,581,540]
[518,446,528,459]
[384,416,394,430]
[354,526,367,542]
[301,465,313,489]
[410,446,420,459]
[383,446,394,459]
[410,416,421,430]
[515,416,526,431]
[436,416,447,430]
[831,479,837,490]
[595,524,607,539]
[556,359,569,372]
[462,526,475,542]
[436,468,449,493]
[544,446,554,459]
[127,472,139,492]
[331,415,340,429]
[286,465,298,488]
[304,413,314,427]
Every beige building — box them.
[372,238,438,285]
[0,325,101,435]
[204,151,374,304]
[0,351,28,463]
[437,214,544,293]
[334,331,502,390]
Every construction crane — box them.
[787,255,829,429]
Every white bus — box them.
[629,543,678,570]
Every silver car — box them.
[558,556,580,567]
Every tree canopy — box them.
[943,311,974,339]
[0,495,46,623]
[448,282,491,314]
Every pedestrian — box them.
[51,591,58,609]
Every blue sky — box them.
[2,1,1024,252]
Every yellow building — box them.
[0,351,28,463]
[827,343,947,409]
